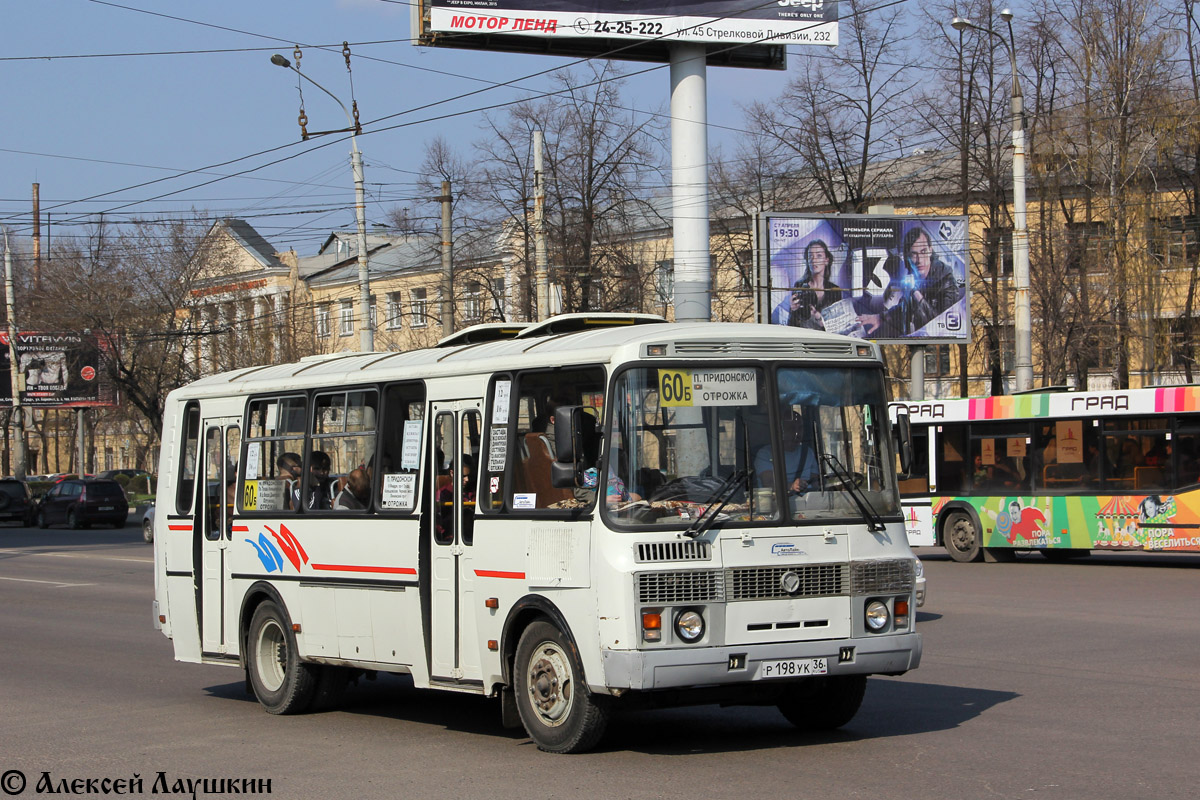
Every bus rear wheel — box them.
[777,674,868,731]
[247,600,316,715]
[944,512,982,562]
[514,620,609,754]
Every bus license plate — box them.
[758,657,828,679]
[99,506,114,511]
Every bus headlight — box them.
[865,600,890,632]
[674,609,705,643]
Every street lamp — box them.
[951,9,1032,393]
[271,53,374,353]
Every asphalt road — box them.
[1,524,1196,800]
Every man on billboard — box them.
[857,226,962,337]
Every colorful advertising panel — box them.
[758,213,971,344]
[426,1,838,46]
[0,331,119,408]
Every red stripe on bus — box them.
[474,570,526,580]
[310,563,417,575]
[232,526,249,532]
[167,525,191,531]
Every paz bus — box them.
[896,386,1200,562]
[151,314,921,753]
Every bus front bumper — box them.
[599,632,922,691]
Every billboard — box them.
[0,332,119,408]
[757,213,971,345]
[415,1,840,68]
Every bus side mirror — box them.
[551,406,597,488]
[891,408,913,475]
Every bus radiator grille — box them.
[637,570,725,603]
[635,541,713,563]
[851,559,916,594]
[726,564,848,601]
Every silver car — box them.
[142,503,155,543]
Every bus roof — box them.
[172,319,881,401]
[895,384,1200,423]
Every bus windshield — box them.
[605,364,899,528]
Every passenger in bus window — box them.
[277,452,302,510]
[333,468,370,511]
[306,450,333,510]
[606,462,642,507]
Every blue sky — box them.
[0,0,802,254]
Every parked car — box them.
[36,478,129,529]
[0,478,36,526]
[98,469,151,481]
[142,503,155,543]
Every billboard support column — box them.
[910,347,925,401]
[669,44,710,323]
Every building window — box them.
[339,300,354,337]
[315,304,330,339]
[411,288,428,328]
[491,277,506,320]
[386,292,403,330]
[924,344,952,376]
[368,298,376,332]
[983,227,1013,276]
[1066,221,1108,272]
[1151,216,1200,264]
[655,259,674,306]
[464,281,482,323]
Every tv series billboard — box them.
[0,332,119,408]
[426,1,838,47]
[758,214,971,344]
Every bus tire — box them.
[777,674,868,731]
[514,620,609,754]
[944,511,982,562]
[309,665,350,712]
[247,600,316,715]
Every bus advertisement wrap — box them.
[426,1,839,46]
[759,213,971,345]
[0,331,119,408]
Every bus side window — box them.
[898,427,929,495]
[935,423,968,495]
[176,403,201,515]
[375,383,425,513]
[507,368,605,511]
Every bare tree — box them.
[748,0,919,212]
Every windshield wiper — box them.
[819,452,885,532]
[684,467,749,539]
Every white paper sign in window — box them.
[401,419,422,470]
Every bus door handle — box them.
[450,544,465,557]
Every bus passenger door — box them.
[198,419,240,656]
[429,400,483,684]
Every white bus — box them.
[152,314,921,753]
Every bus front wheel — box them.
[514,620,609,753]
[777,674,867,731]
[247,600,316,715]
[944,512,982,562]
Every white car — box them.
[914,557,927,607]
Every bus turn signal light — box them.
[642,611,662,642]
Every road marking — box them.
[0,549,152,564]
[0,576,95,588]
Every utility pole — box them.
[533,130,549,321]
[32,183,41,289]
[3,227,27,479]
[440,181,454,337]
